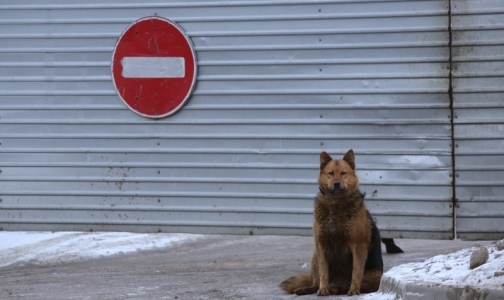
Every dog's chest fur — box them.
[314,192,365,240]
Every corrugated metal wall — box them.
[452,0,504,240]
[0,0,454,238]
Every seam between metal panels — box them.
[0,58,448,67]
[0,73,450,82]
[0,89,451,96]
[0,205,451,217]
[0,2,447,13]
[0,134,452,139]
[0,27,448,39]
[448,0,457,239]
[0,42,449,53]
[0,11,451,23]
[0,176,451,186]
[0,190,449,201]
[0,104,450,110]
[0,0,444,9]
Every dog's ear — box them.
[320,151,332,170]
[343,149,355,170]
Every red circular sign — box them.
[112,16,197,118]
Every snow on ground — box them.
[0,231,202,267]
[385,241,504,291]
[0,232,502,300]
[347,241,504,300]
[360,292,397,300]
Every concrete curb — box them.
[380,273,504,300]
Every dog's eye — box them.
[328,171,334,176]
[341,171,347,176]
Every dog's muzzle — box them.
[332,181,345,191]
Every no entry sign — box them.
[112,16,197,118]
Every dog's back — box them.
[365,211,384,272]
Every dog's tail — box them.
[279,274,313,294]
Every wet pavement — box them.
[0,235,490,300]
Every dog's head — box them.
[318,149,359,196]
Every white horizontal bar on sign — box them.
[121,57,185,78]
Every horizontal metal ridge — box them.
[195,41,448,51]
[0,161,450,171]
[0,148,452,155]
[0,10,448,22]
[452,8,504,16]
[0,57,449,68]
[0,73,449,82]
[0,33,117,39]
[0,89,449,96]
[0,0,438,10]
[0,28,447,39]
[452,40,504,47]
[198,73,448,80]
[0,219,451,232]
[0,47,112,53]
[1,204,313,215]
[0,119,451,125]
[455,166,504,171]
[451,181,504,187]
[452,55,504,62]
[0,105,124,110]
[0,218,314,229]
[193,88,448,95]
[0,103,449,110]
[191,26,448,36]
[454,150,504,155]
[199,57,451,65]
[0,73,448,82]
[0,176,451,186]
[454,135,504,140]
[454,104,504,109]
[0,190,313,199]
[0,21,447,36]
[0,41,448,53]
[453,119,504,125]
[452,87,504,93]
[0,133,452,140]
[453,24,504,32]
[0,10,448,25]
[455,196,504,202]
[453,72,504,78]
[455,212,504,218]
[0,190,448,200]
[0,76,110,82]
[0,90,116,96]
[0,62,110,68]
[0,205,451,217]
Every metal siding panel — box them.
[0,0,452,239]
[452,0,504,240]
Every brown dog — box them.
[280,150,383,296]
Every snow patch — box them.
[385,242,504,290]
[0,231,202,267]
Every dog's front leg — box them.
[348,242,367,295]
[315,241,330,296]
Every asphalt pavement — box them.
[0,235,490,300]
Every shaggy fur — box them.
[280,150,383,296]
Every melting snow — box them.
[0,231,202,267]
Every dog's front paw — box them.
[347,286,360,296]
[316,288,330,296]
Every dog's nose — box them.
[333,181,341,190]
